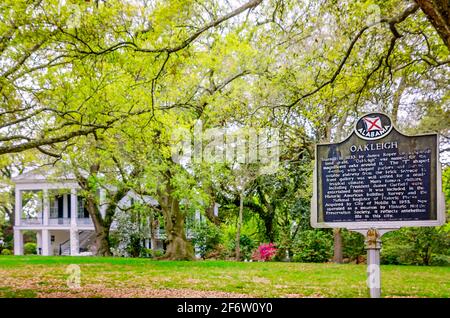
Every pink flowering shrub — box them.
[251,243,277,261]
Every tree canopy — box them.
[0,0,448,260]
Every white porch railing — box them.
[20,218,43,226]
[77,217,93,226]
[49,217,71,225]
[19,217,94,226]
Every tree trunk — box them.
[333,228,343,263]
[422,244,431,265]
[205,189,221,225]
[158,185,194,260]
[3,206,14,232]
[416,0,450,50]
[235,192,244,261]
[150,217,159,251]
[263,215,275,242]
[85,193,112,256]
[163,208,193,260]
[205,202,221,225]
[94,226,111,256]
[255,185,276,242]
[325,112,348,264]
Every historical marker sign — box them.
[311,112,446,230]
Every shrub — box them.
[140,248,164,259]
[292,230,333,263]
[430,254,450,266]
[191,222,222,258]
[381,227,450,265]
[228,234,257,260]
[24,242,37,255]
[251,243,277,261]
[342,229,365,262]
[204,244,227,260]
[139,248,152,258]
[381,245,401,265]
[1,249,12,255]
[152,250,165,258]
[238,235,257,260]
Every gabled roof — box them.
[119,190,159,206]
[11,167,87,184]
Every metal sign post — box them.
[311,112,446,298]
[366,229,381,298]
[352,228,396,298]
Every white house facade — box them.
[12,169,102,256]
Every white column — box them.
[70,189,77,226]
[13,229,23,255]
[36,232,42,255]
[41,229,51,256]
[100,189,107,218]
[15,189,21,226]
[43,189,49,226]
[63,194,68,219]
[70,228,79,256]
[70,189,79,256]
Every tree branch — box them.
[66,0,263,56]
[415,0,450,49]
[286,3,420,109]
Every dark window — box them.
[57,196,64,218]
[68,195,71,218]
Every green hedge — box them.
[24,242,37,255]
[1,249,12,255]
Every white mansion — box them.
[12,168,97,256]
[12,168,164,256]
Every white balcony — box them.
[18,216,94,227]
[77,217,93,226]
[20,218,43,226]
[48,217,71,226]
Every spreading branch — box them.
[285,4,420,109]
[415,0,450,49]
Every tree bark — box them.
[86,194,112,256]
[150,216,159,251]
[416,0,450,50]
[205,197,221,225]
[255,184,276,242]
[235,192,244,261]
[162,203,193,260]
[75,163,112,256]
[333,228,343,263]
[93,225,111,256]
[158,178,194,260]
[322,119,345,264]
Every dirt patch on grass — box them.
[37,286,251,298]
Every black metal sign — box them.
[311,112,445,229]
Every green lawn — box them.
[0,256,448,298]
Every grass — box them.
[0,256,449,298]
